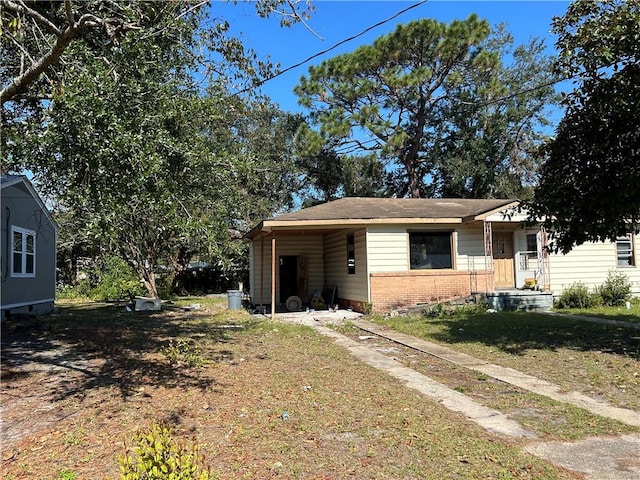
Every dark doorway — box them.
[279,256,298,303]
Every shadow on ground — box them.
[0,302,246,400]
[425,312,640,357]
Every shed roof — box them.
[247,197,518,238]
[1,175,58,231]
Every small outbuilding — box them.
[1,175,58,318]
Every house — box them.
[245,197,639,313]
[1,175,58,318]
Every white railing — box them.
[519,250,538,271]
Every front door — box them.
[493,231,515,288]
[279,256,298,303]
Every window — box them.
[347,234,355,274]
[616,235,635,267]
[410,232,452,269]
[11,226,36,277]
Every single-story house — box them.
[245,197,639,313]
[1,175,58,318]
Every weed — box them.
[55,470,77,480]
[161,339,206,368]
[119,422,211,480]
[64,430,83,447]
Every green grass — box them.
[554,301,640,324]
[370,309,640,411]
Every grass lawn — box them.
[553,302,640,325]
[371,309,640,413]
[1,299,578,480]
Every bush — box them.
[57,256,144,300]
[119,423,211,480]
[556,282,596,309]
[596,271,632,306]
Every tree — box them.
[0,0,312,107]
[3,1,314,297]
[529,0,640,253]
[434,27,557,199]
[294,135,388,205]
[294,16,556,199]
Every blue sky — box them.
[213,0,571,113]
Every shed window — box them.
[410,232,452,269]
[11,226,36,277]
[616,235,635,267]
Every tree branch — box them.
[1,22,80,105]
[0,0,63,36]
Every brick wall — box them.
[369,270,494,312]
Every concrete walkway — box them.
[352,319,640,427]
[266,309,640,480]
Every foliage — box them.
[596,271,632,307]
[434,27,558,199]
[0,0,310,107]
[161,339,206,368]
[3,2,311,298]
[119,423,210,480]
[55,470,77,480]
[295,16,556,198]
[556,282,598,309]
[57,255,144,300]
[529,0,640,253]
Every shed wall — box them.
[1,183,57,316]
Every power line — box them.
[232,0,428,96]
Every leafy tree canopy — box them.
[2,0,312,297]
[295,15,557,199]
[529,0,640,253]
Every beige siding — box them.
[549,236,640,295]
[249,235,324,305]
[323,229,368,304]
[366,224,489,273]
[455,225,488,272]
[366,226,409,272]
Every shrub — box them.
[90,256,144,300]
[57,256,144,300]
[119,423,211,480]
[556,282,596,309]
[596,271,632,306]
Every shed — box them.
[1,175,58,318]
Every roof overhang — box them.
[1,175,59,232]
[462,201,521,222]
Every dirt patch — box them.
[1,302,577,479]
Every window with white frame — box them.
[11,226,36,277]
[409,232,453,269]
[616,235,635,267]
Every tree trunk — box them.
[132,260,158,298]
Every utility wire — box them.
[232,0,428,96]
